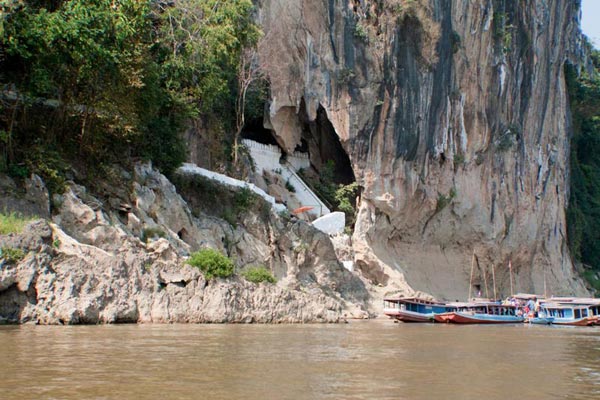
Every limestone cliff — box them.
[256,0,589,299]
[0,165,370,324]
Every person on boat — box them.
[526,297,537,317]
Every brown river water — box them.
[1,319,599,400]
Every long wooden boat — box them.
[539,302,595,326]
[545,297,600,326]
[445,303,524,324]
[383,297,450,323]
[433,302,472,323]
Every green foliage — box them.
[565,51,600,271]
[582,270,600,294]
[453,153,465,165]
[436,188,456,213]
[187,248,234,280]
[495,124,520,152]
[335,182,359,227]
[338,68,355,84]
[26,146,68,194]
[0,0,260,178]
[241,265,275,284]
[234,187,255,212]
[243,79,269,123]
[298,163,359,229]
[220,187,258,226]
[156,0,260,114]
[141,227,166,243]
[222,209,237,226]
[353,22,369,43]
[7,163,28,178]
[0,247,26,264]
[451,31,461,54]
[0,211,34,235]
[492,6,514,54]
[285,179,296,193]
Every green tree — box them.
[565,40,600,285]
[0,0,261,179]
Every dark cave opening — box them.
[299,101,356,185]
[240,101,355,188]
[240,117,279,146]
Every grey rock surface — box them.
[254,0,588,299]
[0,165,371,324]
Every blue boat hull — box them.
[529,317,554,325]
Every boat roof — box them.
[546,297,600,305]
[445,302,473,307]
[513,293,543,300]
[472,301,518,308]
[383,297,443,305]
[541,302,590,310]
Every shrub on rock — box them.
[187,249,234,280]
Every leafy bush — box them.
[338,68,355,84]
[335,182,359,228]
[0,247,26,264]
[141,227,166,243]
[436,188,456,212]
[285,179,296,193]
[451,31,461,54]
[565,46,600,273]
[453,153,465,165]
[354,23,369,42]
[0,212,34,235]
[234,187,255,212]
[186,248,234,280]
[582,270,600,294]
[495,124,520,152]
[241,265,276,284]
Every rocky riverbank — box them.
[0,164,372,324]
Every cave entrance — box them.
[299,101,355,185]
[297,100,359,228]
[240,116,279,146]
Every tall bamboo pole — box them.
[492,264,497,300]
[468,251,475,300]
[483,263,489,299]
[509,259,514,297]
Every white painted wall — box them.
[177,163,287,213]
[243,139,330,217]
[312,211,345,235]
[287,153,310,171]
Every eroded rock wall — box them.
[257,0,588,299]
[0,164,370,324]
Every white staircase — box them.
[243,139,330,218]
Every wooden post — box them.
[483,262,489,299]
[492,263,497,300]
[468,251,475,300]
[543,268,548,299]
[509,259,514,297]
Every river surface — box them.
[1,319,599,400]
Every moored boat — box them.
[383,297,450,323]
[546,297,600,326]
[445,302,524,324]
[433,302,471,323]
[539,302,595,326]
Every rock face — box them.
[256,0,589,299]
[0,164,370,324]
